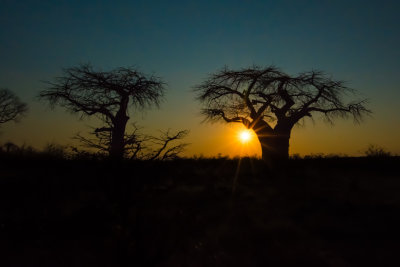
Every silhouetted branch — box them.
[195,66,371,129]
[73,132,110,154]
[39,64,164,119]
[73,124,189,160]
[0,88,28,124]
[148,130,190,160]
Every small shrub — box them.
[364,144,391,158]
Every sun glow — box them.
[239,130,252,143]
[193,124,261,159]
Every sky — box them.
[1,0,399,157]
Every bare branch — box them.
[73,123,189,160]
[195,65,371,132]
[73,132,110,153]
[0,88,28,124]
[148,130,190,160]
[39,63,164,119]
[201,108,252,127]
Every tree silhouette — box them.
[39,64,164,159]
[0,88,27,124]
[195,66,371,163]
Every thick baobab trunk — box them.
[253,120,291,165]
[258,133,290,163]
[109,98,129,160]
[109,116,128,159]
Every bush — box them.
[364,144,391,157]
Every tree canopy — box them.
[196,66,370,127]
[40,64,164,122]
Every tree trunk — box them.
[253,120,291,165]
[255,128,290,166]
[109,99,129,160]
[258,133,290,162]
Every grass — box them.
[0,155,399,266]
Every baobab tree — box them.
[39,64,164,159]
[195,66,371,163]
[0,88,27,124]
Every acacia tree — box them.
[0,88,27,124]
[39,64,164,159]
[195,66,371,163]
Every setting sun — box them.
[239,130,252,143]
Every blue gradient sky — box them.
[1,0,399,156]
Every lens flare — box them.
[239,130,251,143]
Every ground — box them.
[0,156,399,266]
